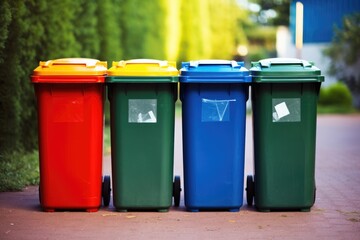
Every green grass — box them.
[0,150,39,192]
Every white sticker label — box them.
[274,102,290,120]
[129,99,157,123]
[201,98,236,122]
[137,111,156,123]
[272,98,301,122]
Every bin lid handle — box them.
[259,58,313,68]
[41,58,102,68]
[116,59,172,68]
[188,60,242,68]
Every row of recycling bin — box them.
[31,58,324,212]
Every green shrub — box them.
[319,82,353,107]
[103,125,111,155]
[0,150,39,192]
[246,48,268,63]
[245,47,270,69]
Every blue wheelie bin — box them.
[180,60,251,212]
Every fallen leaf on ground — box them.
[347,218,360,222]
[102,213,117,217]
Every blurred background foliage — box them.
[1,0,356,191]
[0,0,264,156]
[318,82,355,114]
[0,0,268,190]
[323,13,360,109]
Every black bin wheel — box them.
[102,175,111,207]
[313,181,317,205]
[38,184,42,205]
[173,176,181,207]
[246,175,254,206]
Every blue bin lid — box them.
[180,60,251,83]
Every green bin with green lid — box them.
[246,58,324,212]
[106,59,181,212]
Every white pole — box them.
[295,2,304,59]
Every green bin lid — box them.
[250,58,324,83]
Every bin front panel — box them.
[36,83,104,210]
[181,83,248,211]
[109,82,176,210]
[252,82,319,210]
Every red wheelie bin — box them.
[31,58,111,212]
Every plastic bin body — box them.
[180,60,250,212]
[106,60,178,212]
[250,58,324,212]
[32,58,107,212]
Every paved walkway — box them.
[1,115,360,239]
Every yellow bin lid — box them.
[32,58,107,76]
[107,59,179,76]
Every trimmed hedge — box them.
[319,82,353,108]
[0,150,39,191]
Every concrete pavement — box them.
[0,115,359,239]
